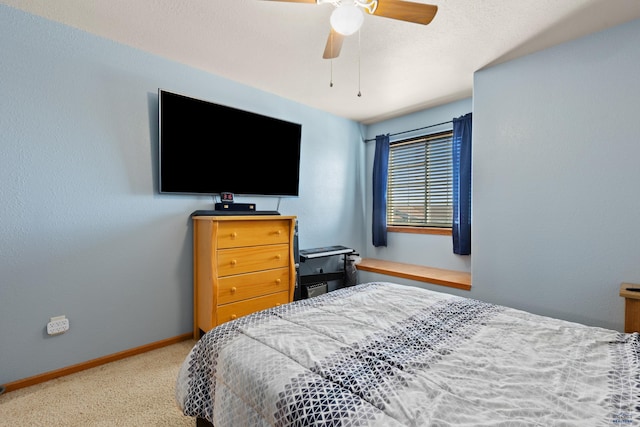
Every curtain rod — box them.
[364,120,452,143]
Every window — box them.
[387,131,453,229]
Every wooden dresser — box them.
[192,215,297,338]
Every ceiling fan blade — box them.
[323,29,344,59]
[371,0,438,25]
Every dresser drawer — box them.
[217,244,289,276]
[218,268,290,305]
[217,291,289,325]
[217,220,291,249]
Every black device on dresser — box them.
[213,202,255,211]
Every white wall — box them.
[0,5,365,385]
[472,18,640,330]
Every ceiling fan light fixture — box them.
[330,4,364,36]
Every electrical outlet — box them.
[47,315,69,335]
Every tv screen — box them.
[158,89,302,197]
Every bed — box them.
[175,281,640,426]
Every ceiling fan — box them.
[265,0,438,59]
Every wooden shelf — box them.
[355,258,471,291]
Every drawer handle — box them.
[275,254,281,260]
[231,314,237,320]
[230,287,237,293]
[276,230,282,236]
[275,279,281,285]
[230,259,237,266]
[230,232,238,239]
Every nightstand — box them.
[620,283,640,333]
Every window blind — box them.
[387,131,453,228]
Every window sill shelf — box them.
[387,226,452,236]
[356,258,471,291]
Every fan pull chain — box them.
[329,30,334,87]
[330,58,334,87]
[357,28,362,97]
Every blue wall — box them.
[0,5,365,385]
[471,18,640,330]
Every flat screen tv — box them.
[158,89,302,197]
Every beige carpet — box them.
[0,340,198,426]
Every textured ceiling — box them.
[4,0,640,124]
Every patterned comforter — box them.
[176,282,640,426]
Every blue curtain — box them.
[452,113,472,255]
[372,134,390,247]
